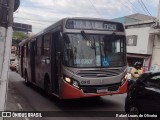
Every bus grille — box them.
[77,69,123,78]
[81,84,120,93]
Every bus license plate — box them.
[97,88,108,93]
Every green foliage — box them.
[12,32,28,46]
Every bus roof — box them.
[19,17,124,45]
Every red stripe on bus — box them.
[61,80,128,99]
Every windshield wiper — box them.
[81,30,95,49]
[81,30,88,40]
[103,33,116,59]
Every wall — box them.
[150,35,160,72]
[126,27,153,55]
[0,27,5,77]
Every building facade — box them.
[125,20,155,72]
[113,13,157,72]
[13,22,32,34]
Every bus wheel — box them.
[128,104,140,120]
[25,72,29,86]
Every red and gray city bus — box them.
[18,17,128,99]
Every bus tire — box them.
[25,71,29,86]
[128,104,141,120]
[44,75,50,97]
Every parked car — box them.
[10,58,18,72]
[125,71,160,119]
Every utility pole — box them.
[149,0,160,72]
[157,0,160,26]
[0,0,19,119]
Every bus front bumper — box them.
[61,80,128,99]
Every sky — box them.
[13,0,159,33]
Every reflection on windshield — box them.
[63,34,126,68]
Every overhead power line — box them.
[14,17,57,23]
[88,0,103,18]
[14,18,51,25]
[138,0,150,15]
[128,0,143,13]
[119,0,137,13]
[140,0,156,20]
[138,0,156,22]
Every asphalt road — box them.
[5,71,128,120]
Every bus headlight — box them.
[64,76,80,88]
[64,77,71,83]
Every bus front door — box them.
[51,32,61,95]
[30,41,36,83]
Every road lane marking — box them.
[17,103,23,110]
[17,103,30,120]
[25,117,30,120]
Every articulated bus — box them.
[18,17,128,99]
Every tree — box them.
[12,31,28,46]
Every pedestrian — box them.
[131,62,142,81]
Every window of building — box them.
[126,35,137,46]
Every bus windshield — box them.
[63,33,126,68]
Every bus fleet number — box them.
[81,80,90,85]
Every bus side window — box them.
[43,33,50,56]
[21,46,24,58]
[37,36,42,56]
[18,46,21,58]
[26,43,28,57]
[28,42,31,56]
[41,36,44,56]
[35,38,38,56]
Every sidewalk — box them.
[4,71,44,120]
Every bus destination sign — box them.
[104,24,117,31]
[66,19,124,31]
